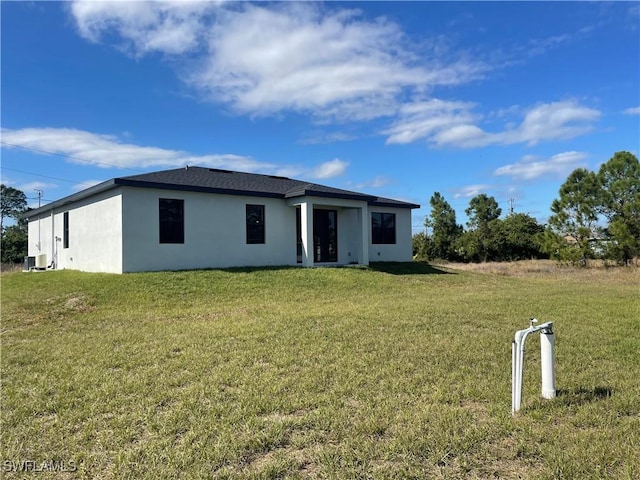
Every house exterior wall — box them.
[339,208,363,264]
[121,187,298,272]
[368,206,414,262]
[27,185,415,273]
[27,189,123,273]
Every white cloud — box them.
[191,4,488,120]
[494,151,588,181]
[453,184,492,199]
[66,2,604,152]
[1,127,261,170]
[368,176,389,188]
[384,99,480,145]
[299,131,358,145]
[69,1,219,56]
[1,127,348,181]
[487,104,522,120]
[349,176,390,190]
[69,1,487,122]
[310,158,348,179]
[385,100,600,148]
[509,102,600,145]
[623,106,640,115]
[527,33,572,57]
[17,181,58,193]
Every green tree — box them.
[425,192,462,260]
[455,229,482,262]
[412,231,430,260]
[1,185,29,264]
[465,194,502,262]
[499,213,546,260]
[1,184,27,232]
[597,151,640,264]
[539,226,580,264]
[1,223,28,264]
[547,168,601,264]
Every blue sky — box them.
[2,1,639,232]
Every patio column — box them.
[359,204,370,266]
[300,201,314,267]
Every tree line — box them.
[413,151,640,265]
[1,184,29,264]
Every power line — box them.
[26,196,55,203]
[0,141,146,173]
[0,166,103,188]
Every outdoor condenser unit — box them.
[35,253,47,269]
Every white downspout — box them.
[51,209,55,268]
[359,204,369,266]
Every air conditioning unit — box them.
[35,254,47,269]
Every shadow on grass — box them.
[556,386,613,406]
[368,262,453,275]
[213,265,302,274]
[139,262,452,275]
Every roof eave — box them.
[22,179,119,218]
[369,200,420,209]
[114,178,285,199]
[285,190,375,203]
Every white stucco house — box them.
[25,166,419,273]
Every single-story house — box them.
[25,166,419,273]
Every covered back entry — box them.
[296,207,338,263]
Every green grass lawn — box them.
[1,263,638,479]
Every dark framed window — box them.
[372,212,396,244]
[246,204,265,244]
[63,211,69,249]
[159,198,184,244]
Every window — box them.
[372,212,396,244]
[246,204,265,244]
[63,212,69,249]
[159,198,184,244]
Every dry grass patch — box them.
[439,259,639,283]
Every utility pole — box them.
[508,198,514,216]
[35,189,43,208]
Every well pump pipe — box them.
[512,319,555,414]
[540,325,556,399]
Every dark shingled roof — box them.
[26,166,419,217]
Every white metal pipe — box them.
[512,341,517,413]
[540,325,555,399]
[512,341,518,413]
[514,329,531,413]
